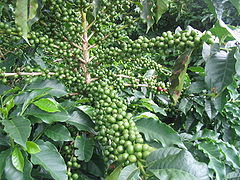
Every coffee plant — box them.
[0,0,240,179]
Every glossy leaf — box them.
[205,99,218,119]
[12,147,24,172]
[28,79,67,97]
[31,140,67,180]
[25,105,70,124]
[33,98,60,113]
[92,0,101,18]
[3,117,31,148]
[150,169,198,180]
[147,147,182,163]
[106,165,122,180]
[4,152,33,180]
[118,164,140,180]
[67,111,94,133]
[198,141,226,180]
[74,136,94,162]
[230,0,240,14]
[44,124,73,141]
[218,143,240,169]
[235,48,240,76]
[136,118,184,147]
[170,49,193,105]
[15,0,29,42]
[141,0,154,32]
[26,141,41,154]
[205,49,236,94]
[148,150,209,180]
[155,0,169,23]
[0,149,11,178]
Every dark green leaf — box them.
[205,50,236,94]
[12,147,24,172]
[31,140,67,180]
[170,49,193,105]
[26,141,41,154]
[28,0,38,20]
[218,143,240,169]
[15,0,29,42]
[74,136,94,162]
[33,98,60,113]
[106,165,122,180]
[235,48,240,76]
[213,90,228,111]
[148,150,209,180]
[198,141,226,180]
[28,79,67,97]
[3,117,31,148]
[136,118,184,147]
[155,0,169,23]
[147,147,182,163]
[188,81,206,94]
[44,124,73,141]
[67,111,94,133]
[178,98,192,114]
[4,152,33,180]
[92,0,101,18]
[230,0,240,14]
[118,164,140,180]
[25,105,70,124]
[0,84,11,95]
[0,149,11,178]
[150,169,198,180]
[141,0,154,32]
[205,99,218,119]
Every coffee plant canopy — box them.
[0,0,240,179]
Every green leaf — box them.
[235,48,240,76]
[0,2,4,19]
[205,99,218,119]
[213,90,228,111]
[187,81,206,94]
[147,147,182,163]
[33,98,60,112]
[205,49,236,94]
[15,0,29,42]
[12,147,24,172]
[28,0,38,20]
[28,79,67,97]
[31,140,67,180]
[140,99,167,116]
[136,118,184,147]
[150,169,198,180]
[3,117,31,148]
[0,149,11,178]
[25,105,70,124]
[106,165,122,180]
[155,0,169,23]
[118,164,140,180]
[170,49,193,105]
[21,88,51,115]
[148,150,209,180]
[5,152,33,180]
[44,124,73,141]
[92,0,101,18]
[66,111,94,133]
[26,141,41,154]
[198,141,226,180]
[141,0,154,32]
[178,98,193,114]
[74,136,94,162]
[218,143,240,169]
[230,0,240,14]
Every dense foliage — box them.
[0,0,240,180]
